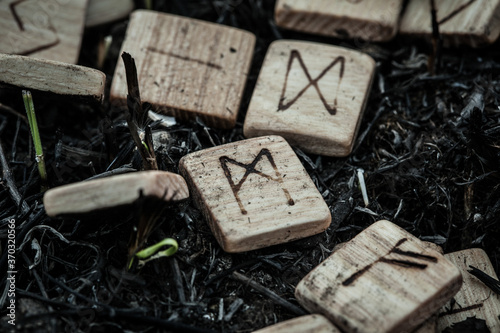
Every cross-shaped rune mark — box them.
[219,148,294,215]
[278,50,345,116]
[342,238,438,286]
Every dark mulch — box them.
[1,1,499,332]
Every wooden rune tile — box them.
[43,171,189,216]
[274,0,404,42]
[438,248,500,332]
[400,0,500,47]
[295,220,462,333]
[0,54,106,102]
[0,0,89,64]
[253,314,341,333]
[179,135,331,253]
[244,41,375,156]
[85,0,134,27]
[110,10,256,129]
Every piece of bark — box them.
[244,41,375,157]
[295,220,462,333]
[0,0,89,64]
[110,10,256,129]
[438,248,500,332]
[0,54,106,102]
[43,171,189,216]
[274,0,404,42]
[399,0,500,47]
[85,0,134,27]
[179,135,331,253]
[253,314,341,333]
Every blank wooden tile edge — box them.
[274,1,401,42]
[0,54,106,102]
[85,0,134,27]
[218,208,331,253]
[43,171,189,216]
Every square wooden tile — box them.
[274,0,404,42]
[438,248,500,332]
[0,0,89,64]
[295,220,462,333]
[253,314,340,333]
[244,41,375,157]
[179,135,331,253]
[400,0,500,47]
[110,10,256,129]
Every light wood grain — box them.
[179,135,331,253]
[43,171,189,216]
[85,0,134,27]
[438,248,500,332]
[400,0,500,47]
[295,220,462,333]
[0,54,106,102]
[253,314,340,333]
[274,0,403,42]
[244,41,375,157]
[110,10,255,129]
[0,0,89,64]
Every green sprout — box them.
[22,90,47,191]
[128,237,178,269]
[144,0,152,10]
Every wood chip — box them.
[438,248,500,332]
[295,220,462,333]
[244,41,375,156]
[274,0,404,42]
[85,0,134,27]
[400,0,500,47]
[0,0,89,63]
[179,135,331,253]
[110,10,256,129]
[43,171,189,216]
[253,314,341,333]
[0,54,106,102]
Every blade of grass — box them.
[22,90,47,191]
[128,238,178,269]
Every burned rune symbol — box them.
[278,50,345,116]
[219,149,294,215]
[438,0,476,25]
[342,238,438,286]
[7,0,60,55]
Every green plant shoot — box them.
[22,90,47,191]
[129,237,178,269]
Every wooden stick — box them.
[232,271,307,316]
[0,139,29,215]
